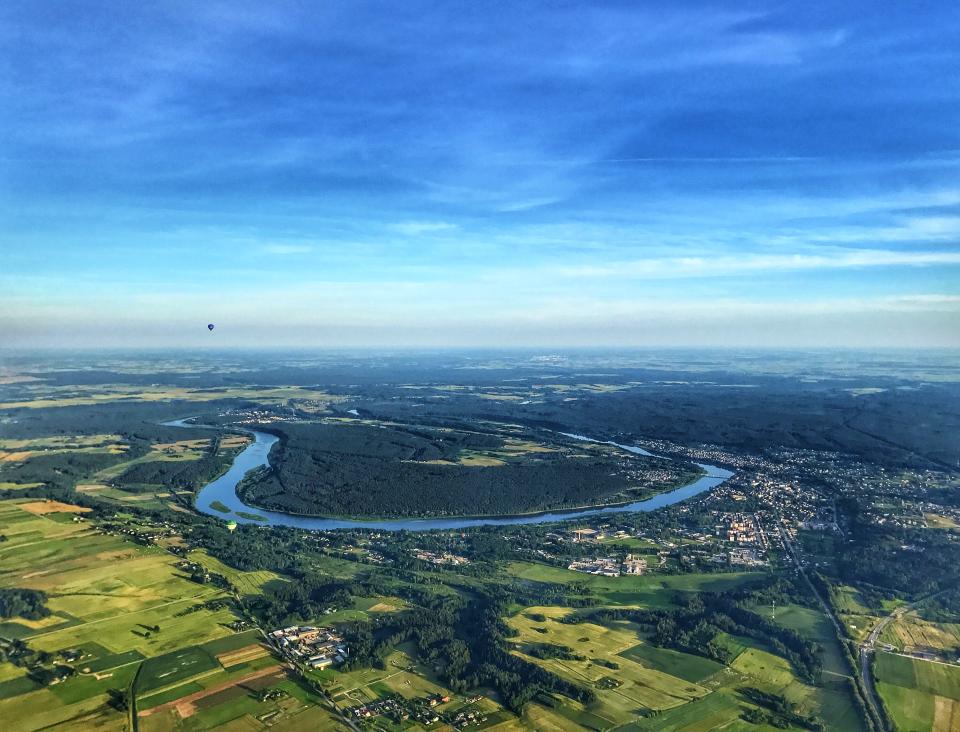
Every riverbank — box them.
[165,418,733,532]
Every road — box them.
[859,586,954,732]
[776,522,888,732]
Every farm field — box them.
[185,550,286,598]
[0,434,129,467]
[752,602,854,677]
[0,384,347,410]
[0,503,236,656]
[881,613,960,656]
[875,653,960,731]
[316,645,517,730]
[134,632,348,731]
[0,497,266,731]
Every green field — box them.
[0,497,275,731]
[505,561,763,606]
[508,606,713,726]
[876,652,960,701]
[619,642,725,683]
[875,655,960,732]
[138,646,221,694]
[187,549,286,597]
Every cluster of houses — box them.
[567,553,647,576]
[346,692,452,725]
[449,704,490,728]
[269,625,347,669]
[411,549,470,566]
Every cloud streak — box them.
[549,250,960,280]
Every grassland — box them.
[0,495,349,730]
[185,550,286,598]
[0,503,236,656]
[315,644,516,730]
[0,434,129,466]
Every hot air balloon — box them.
[207,323,215,331]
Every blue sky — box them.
[1,1,958,348]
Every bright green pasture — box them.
[878,681,937,732]
[875,652,960,700]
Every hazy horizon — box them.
[2,2,958,348]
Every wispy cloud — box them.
[260,244,313,255]
[1,3,959,347]
[548,249,960,280]
[391,221,457,236]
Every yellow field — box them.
[0,385,347,409]
[18,499,93,515]
[459,454,508,466]
[0,434,124,450]
[155,438,210,452]
[219,435,250,449]
[925,512,960,529]
[501,439,557,454]
[889,615,960,653]
[934,695,960,731]
[0,450,34,461]
[0,434,130,467]
[0,481,44,490]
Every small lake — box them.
[165,419,732,531]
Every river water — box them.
[165,419,732,531]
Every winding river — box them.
[165,419,732,531]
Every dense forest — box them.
[832,496,960,596]
[241,421,688,518]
